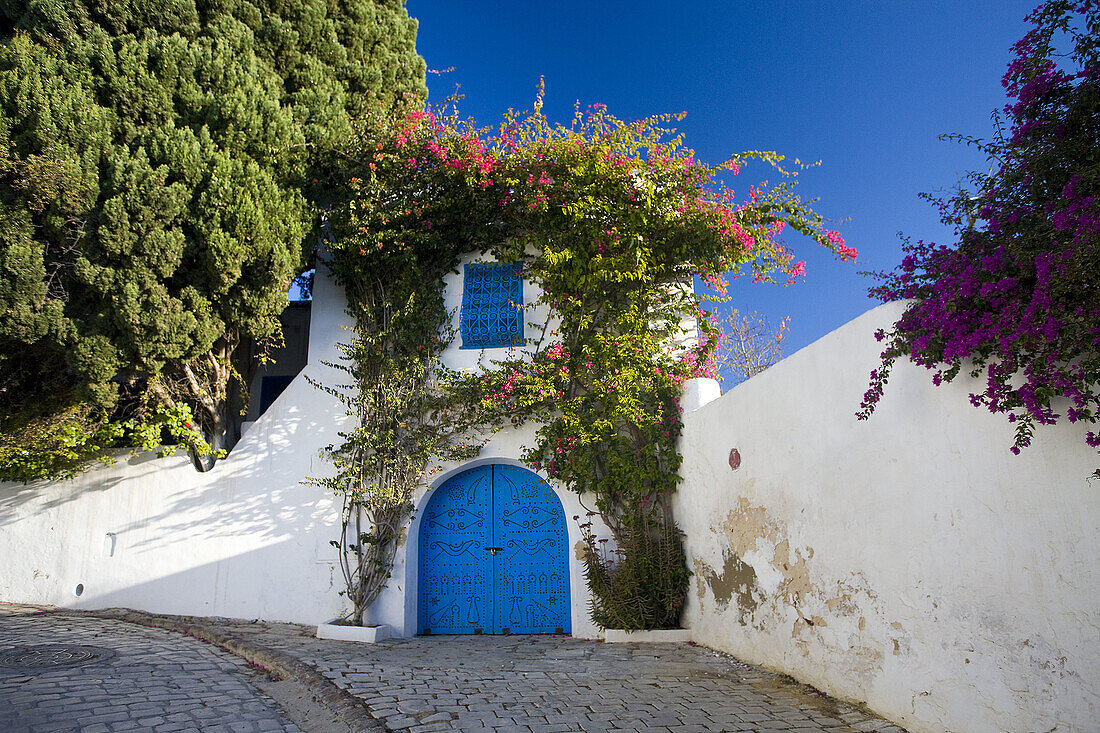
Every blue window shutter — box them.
[460,262,523,349]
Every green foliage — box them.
[578,509,690,631]
[0,400,124,482]
[0,397,213,482]
[0,0,426,481]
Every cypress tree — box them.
[0,0,426,479]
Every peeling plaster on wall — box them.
[969,615,1087,721]
[773,539,813,608]
[888,621,911,658]
[840,644,886,690]
[825,578,870,616]
[698,496,902,690]
[898,595,1096,729]
[1021,636,1075,682]
[719,497,782,557]
[713,498,883,640]
[694,551,760,625]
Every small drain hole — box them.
[73,583,84,597]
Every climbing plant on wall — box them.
[324,92,850,627]
[473,93,852,629]
[309,104,494,623]
[859,0,1099,474]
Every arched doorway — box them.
[418,464,571,635]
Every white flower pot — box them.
[316,621,392,643]
[602,628,693,643]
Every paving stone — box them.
[0,609,300,733]
[409,724,454,733]
[1,603,908,733]
[419,712,454,723]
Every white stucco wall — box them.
[0,262,354,623]
[675,300,1099,733]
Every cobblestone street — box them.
[0,608,301,732]
[0,605,907,732]
[238,628,906,733]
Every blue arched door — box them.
[418,464,570,634]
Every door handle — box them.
[484,547,503,555]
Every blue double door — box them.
[418,464,571,635]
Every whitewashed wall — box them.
[675,300,1100,733]
[0,263,354,623]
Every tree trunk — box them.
[175,329,251,472]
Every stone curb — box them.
[65,607,387,733]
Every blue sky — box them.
[405,0,1035,359]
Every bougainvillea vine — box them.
[860,1,1099,473]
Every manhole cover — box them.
[0,645,117,670]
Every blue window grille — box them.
[460,262,523,349]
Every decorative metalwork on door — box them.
[418,464,570,635]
